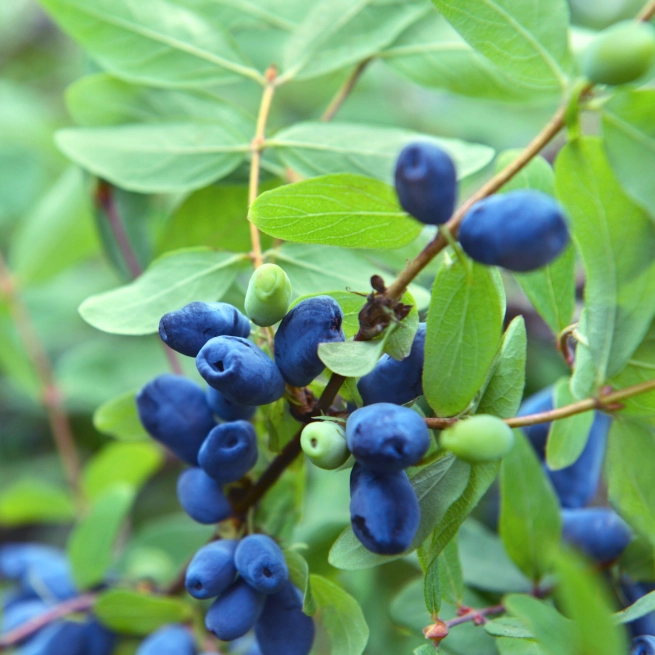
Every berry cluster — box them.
[0,544,115,655]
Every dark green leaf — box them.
[438,537,464,608]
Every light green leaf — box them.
[556,137,655,396]
[285,550,316,616]
[485,617,534,639]
[38,0,262,87]
[56,123,250,194]
[95,588,192,635]
[496,638,547,655]
[68,484,136,589]
[250,174,421,249]
[281,0,428,81]
[0,479,75,526]
[269,122,494,184]
[423,258,505,417]
[310,574,369,655]
[384,291,420,361]
[545,377,594,470]
[477,316,527,419]
[432,0,570,91]
[438,538,464,607]
[79,248,249,335]
[614,589,655,625]
[82,442,163,500]
[603,90,655,220]
[499,431,561,582]
[93,390,150,442]
[606,419,655,548]
[319,328,395,378]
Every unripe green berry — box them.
[583,21,655,86]
[301,421,349,470]
[440,415,514,463]
[245,263,292,327]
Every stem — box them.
[248,66,278,269]
[445,604,505,629]
[0,252,82,504]
[639,0,655,20]
[0,594,96,650]
[321,59,372,122]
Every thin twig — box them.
[0,252,82,505]
[321,59,372,122]
[445,604,505,629]
[248,66,278,269]
[0,594,96,650]
[638,0,655,20]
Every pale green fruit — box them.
[440,414,514,462]
[301,421,349,470]
[245,263,292,327]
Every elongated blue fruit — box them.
[185,540,237,600]
[199,421,258,484]
[274,296,345,387]
[81,620,116,655]
[346,403,430,473]
[135,624,197,655]
[21,621,87,655]
[206,387,256,422]
[459,190,569,272]
[234,535,289,595]
[205,579,265,641]
[20,555,77,601]
[255,582,315,655]
[633,635,655,655]
[358,323,426,406]
[177,468,232,525]
[197,336,285,406]
[394,142,457,225]
[517,386,554,459]
[622,581,655,638]
[0,544,63,581]
[136,375,215,465]
[561,508,632,564]
[159,302,250,357]
[1,599,48,639]
[350,464,420,555]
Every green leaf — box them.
[68,484,136,589]
[9,167,98,285]
[545,377,594,470]
[555,551,627,655]
[38,0,262,87]
[495,150,575,336]
[93,390,150,442]
[281,0,428,81]
[269,122,495,184]
[319,328,395,378]
[310,574,369,655]
[556,137,655,396]
[477,316,527,419]
[485,617,534,639]
[82,442,163,500]
[423,258,505,417]
[496,638,547,655]
[94,588,192,635]
[56,123,250,194]
[606,419,655,548]
[291,291,365,339]
[384,291,420,361]
[438,537,464,607]
[499,431,561,582]
[431,0,570,91]
[79,248,248,335]
[620,535,655,583]
[421,554,441,614]
[0,479,75,526]
[603,90,655,220]
[328,453,470,569]
[285,550,316,616]
[614,589,655,625]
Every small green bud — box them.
[583,21,655,86]
[245,263,292,327]
[440,415,514,463]
[301,421,349,470]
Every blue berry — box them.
[394,142,457,225]
[458,190,569,272]
[561,508,632,564]
[198,421,258,484]
[136,375,215,465]
[176,468,232,525]
[350,464,420,555]
[1,599,48,639]
[205,579,265,641]
[207,386,256,422]
[20,555,77,602]
[254,582,315,655]
[185,540,237,600]
[633,636,655,655]
[0,544,63,581]
[346,403,430,473]
[274,296,345,387]
[622,581,655,638]
[136,624,197,655]
[517,386,554,458]
[357,323,426,406]
[234,535,289,595]
[80,621,116,655]
[21,621,87,655]
[159,302,250,357]
[197,336,285,406]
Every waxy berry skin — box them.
[206,386,256,422]
[135,625,197,655]
[176,468,232,525]
[234,535,289,595]
[205,580,265,642]
[185,541,238,600]
[199,421,258,484]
